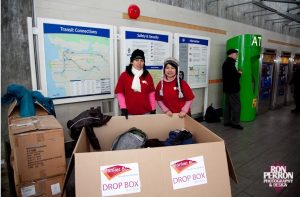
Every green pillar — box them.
[226,34,262,121]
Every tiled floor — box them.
[1,105,299,197]
[201,105,300,197]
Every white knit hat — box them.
[160,57,183,98]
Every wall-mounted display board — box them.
[119,27,173,85]
[35,18,115,104]
[174,33,210,88]
[174,33,211,114]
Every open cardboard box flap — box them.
[8,99,49,120]
[63,114,237,197]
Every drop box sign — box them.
[170,156,207,190]
[100,163,141,196]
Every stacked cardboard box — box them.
[8,101,66,197]
[64,114,237,197]
[15,175,65,197]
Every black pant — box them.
[224,92,241,125]
[294,91,300,110]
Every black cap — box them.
[227,49,238,55]
[130,49,145,62]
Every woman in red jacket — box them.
[115,49,156,118]
[155,57,194,118]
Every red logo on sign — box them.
[102,165,131,180]
[171,160,197,174]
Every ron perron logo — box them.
[263,162,293,192]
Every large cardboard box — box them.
[9,115,66,184]
[16,174,65,197]
[67,114,236,197]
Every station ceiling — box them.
[222,0,300,37]
[151,0,300,38]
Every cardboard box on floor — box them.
[67,114,237,197]
[9,115,66,184]
[15,174,65,197]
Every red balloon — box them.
[128,4,140,19]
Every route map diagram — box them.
[39,21,113,101]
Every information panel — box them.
[37,18,115,104]
[120,27,173,85]
[174,34,210,88]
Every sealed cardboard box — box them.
[16,174,65,197]
[9,115,66,184]
[67,114,236,197]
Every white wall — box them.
[33,0,300,129]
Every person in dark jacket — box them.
[290,66,300,113]
[222,49,243,130]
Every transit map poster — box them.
[37,18,115,104]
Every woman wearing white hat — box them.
[155,57,194,118]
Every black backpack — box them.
[204,104,221,123]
